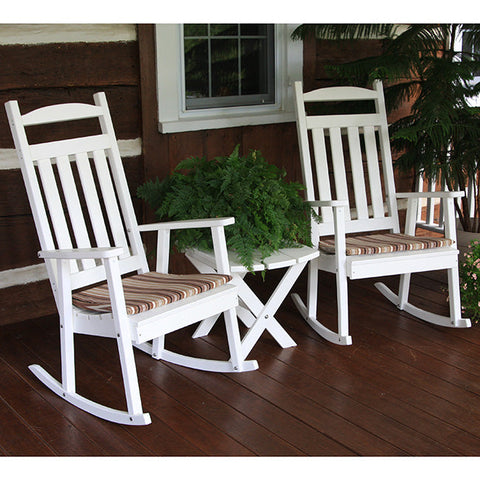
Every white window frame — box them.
[155,24,303,133]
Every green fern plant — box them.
[137,145,315,271]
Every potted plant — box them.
[137,145,315,272]
[292,24,480,236]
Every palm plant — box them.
[292,24,480,233]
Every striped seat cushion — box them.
[72,272,232,315]
[318,233,453,256]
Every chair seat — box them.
[318,233,453,256]
[73,272,232,315]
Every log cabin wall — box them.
[0,24,143,325]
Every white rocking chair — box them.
[5,93,258,426]
[292,80,471,345]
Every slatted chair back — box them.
[6,94,149,301]
[294,80,400,243]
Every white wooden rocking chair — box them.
[5,93,258,426]
[292,80,471,345]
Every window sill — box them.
[158,109,296,133]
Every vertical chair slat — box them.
[56,155,96,270]
[329,127,351,221]
[93,149,129,258]
[94,93,147,271]
[75,151,110,248]
[36,157,78,273]
[311,128,333,224]
[294,83,316,203]
[363,125,384,219]
[347,126,368,220]
[374,82,400,232]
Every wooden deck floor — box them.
[1,269,480,456]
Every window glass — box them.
[184,24,275,110]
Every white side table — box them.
[186,245,319,359]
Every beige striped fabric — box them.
[72,272,232,315]
[318,233,453,256]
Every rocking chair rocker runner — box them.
[292,80,471,345]
[5,93,258,426]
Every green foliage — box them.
[137,146,315,271]
[459,240,480,323]
[292,24,480,232]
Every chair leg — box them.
[336,272,350,342]
[223,307,250,371]
[59,313,76,394]
[29,313,151,426]
[151,336,165,358]
[397,273,411,310]
[104,257,151,424]
[292,260,352,345]
[447,264,468,327]
[307,260,318,319]
[114,330,147,418]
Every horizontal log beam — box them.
[0,42,140,90]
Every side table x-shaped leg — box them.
[186,246,319,359]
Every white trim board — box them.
[0,24,137,45]
[0,138,142,170]
[0,263,48,289]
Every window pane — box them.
[183,23,275,109]
[241,38,269,95]
[184,38,209,99]
[240,24,268,36]
[210,24,238,36]
[211,38,238,97]
[184,24,208,37]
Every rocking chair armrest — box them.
[396,191,465,199]
[138,217,235,232]
[38,247,124,260]
[307,200,349,208]
[138,218,234,274]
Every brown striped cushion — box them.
[318,233,453,256]
[72,272,232,315]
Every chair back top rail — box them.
[303,85,380,103]
[21,102,104,126]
